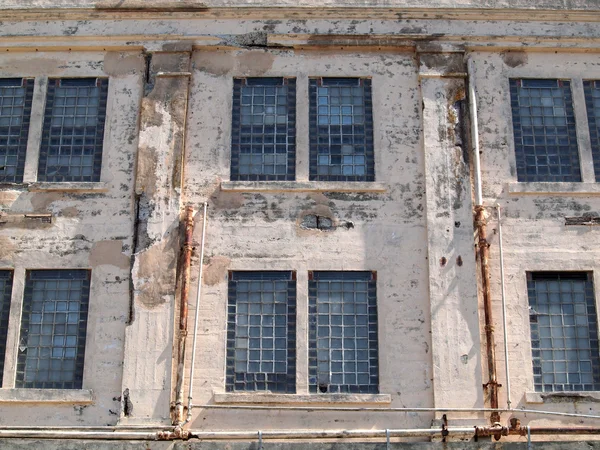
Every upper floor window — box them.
[0,270,14,386]
[309,78,375,182]
[38,78,108,182]
[308,271,379,394]
[584,80,600,182]
[510,79,581,182]
[528,272,600,392]
[226,271,296,393]
[16,270,91,389]
[0,78,34,183]
[230,78,296,181]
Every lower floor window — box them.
[0,270,14,385]
[226,271,296,393]
[528,272,600,392]
[308,271,379,394]
[16,270,90,389]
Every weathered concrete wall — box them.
[0,51,144,424]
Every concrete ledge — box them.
[28,182,109,193]
[221,181,387,193]
[525,391,600,404]
[0,389,94,404]
[507,182,600,195]
[213,393,392,404]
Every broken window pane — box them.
[308,271,379,394]
[225,271,296,393]
[510,79,581,182]
[38,78,108,182]
[528,272,600,392]
[309,78,375,181]
[16,270,90,389]
[230,78,296,181]
[0,78,34,183]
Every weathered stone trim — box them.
[507,182,600,195]
[213,393,391,404]
[220,181,387,193]
[0,389,94,404]
[525,391,600,404]
[28,182,109,192]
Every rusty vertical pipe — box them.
[475,205,500,423]
[174,205,195,425]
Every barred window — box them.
[16,270,91,389]
[528,272,600,392]
[309,78,375,181]
[583,80,600,181]
[230,78,296,181]
[38,78,108,182]
[226,271,296,393]
[510,79,581,182]
[308,271,379,394]
[0,271,14,386]
[0,78,34,183]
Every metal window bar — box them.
[510,79,581,182]
[0,78,34,183]
[38,78,108,182]
[309,78,375,182]
[583,80,600,182]
[226,271,296,393]
[0,271,14,386]
[528,272,600,392]
[308,271,379,394]
[16,270,91,389]
[230,78,296,181]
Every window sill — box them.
[221,181,387,193]
[28,182,109,193]
[0,388,94,404]
[213,393,391,404]
[507,182,600,196]
[525,391,600,404]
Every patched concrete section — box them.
[120,50,192,425]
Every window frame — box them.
[0,270,14,387]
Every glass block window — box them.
[16,270,91,389]
[528,272,600,392]
[583,80,600,181]
[38,78,108,182]
[510,79,580,182]
[0,271,14,386]
[308,271,379,394]
[230,78,296,181]
[226,271,296,393]
[0,78,34,183]
[309,78,375,181]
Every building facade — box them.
[0,0,599,448]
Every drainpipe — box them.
[467,56,500,423]
[173,205,195,426]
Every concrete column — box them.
[120,50,191,425]
[418,48,485,415]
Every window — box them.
[0,78,34,183]
[0,271,14,386]
[16,270,91,389]
[309,78,375,181]
[38,78,108,182]
[226,271,296,393]
[230,78,296,181]
[308,271,379,394]
[510,79,580,182]
[584,80,600,182]
[528,272,600,392]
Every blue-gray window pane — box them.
[510,79,581,182]
[16,270,90,389]
[231,78,296,181]
[583,80,600,182]
[0,78,34,183]
[309,78,375,181]
[226,271,296,393]
[38,78,108,182]
[308,271,379,394]
[0,271,14,386]
[528,272,600,393]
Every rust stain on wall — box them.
[90,240,130,270]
